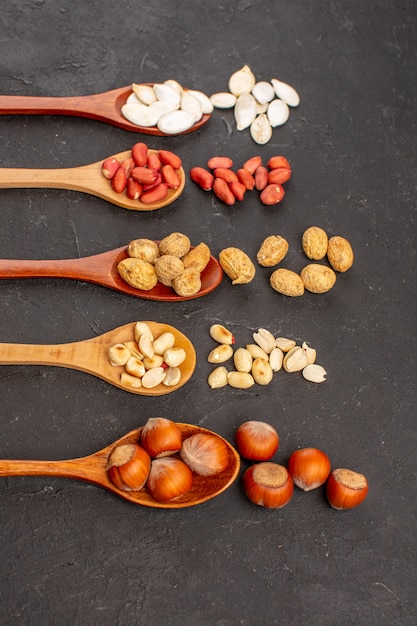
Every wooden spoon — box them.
[0,85,211,134]
[0,244,223,302]
[0,149,185,211]
[0,321,196,396]
[0,423,240,508]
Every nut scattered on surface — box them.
[327,236,354,272]
[270,268,304,297]
[257,235,289,267]
[301,264,336,294]
[208,344,234,364]
[302,226,328,260]
[208,326,326,389]
[210,324,234,345]
[219,247,256,285]
[302,364,327,383]
[208,366,229,389]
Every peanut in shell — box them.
[269,268,304,297]
[301,264,336,293]
[219,247,256,285]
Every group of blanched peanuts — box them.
[207,325,327,389]
[108,322,186,390]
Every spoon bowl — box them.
[0,243,223,301]
[0,423,241,508]
[0,149,185,211]
[0,85,211,134]
[0,321,196,395]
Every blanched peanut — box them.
[245,343,269,361]
[283,347,308,372]
[210,324,234,345]
[208,366,229,389]
[153,332,176,355]
[125,356,146,378]
[251,358,273,385]
[138,334,154,358]
[141,367,166,388]
[143,355,164,370]
[120,372,142,389]
[269,347,284,372]
[253,328,276,354]
[109,343,132,366]
[208,344,234,363]
[233,348,253,373]
[227,371,255,389]
[163,347,186,367]
[163,366,182,387]
[134,322,154,343]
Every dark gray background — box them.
[0,1,415,625]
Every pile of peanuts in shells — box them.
[117,231,211,297]
[121,65,299,143]
[218,226,354,295]
[207,325,326,390]
[108,322,186,390]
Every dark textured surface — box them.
[0,1,416,625]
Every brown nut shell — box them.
[182,242,211,272]
[270,268,304,297]
[172,268,202,297]
[302,227,328,260]
[159,232,191,258]
[257,235,289,267]
[117,258,158,291]
[127,238,160,264]
[154,255,185,286]
[301,264,336,293]
[219,247,256,285]
[327,236,354,272]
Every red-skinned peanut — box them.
[190,166,214,191]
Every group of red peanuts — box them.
[101,143,183,204]
[190,155,292,206]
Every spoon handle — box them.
[0,251,118,285]
[0,339,96,372]
[0,453,108,486]
[0,92,115,120]
[0,163,98,194]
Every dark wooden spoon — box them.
[0,149,185,211]
[0,321,196,396]
[0,85,211,134]
[0,244,223,301]
[0,423,241,508]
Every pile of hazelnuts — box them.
[236,420,369,510]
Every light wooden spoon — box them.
[0,322,196,395]
[0,423,240,509]
[0,149,185,211]
[0,85,211,134]
[0,244,223,302]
